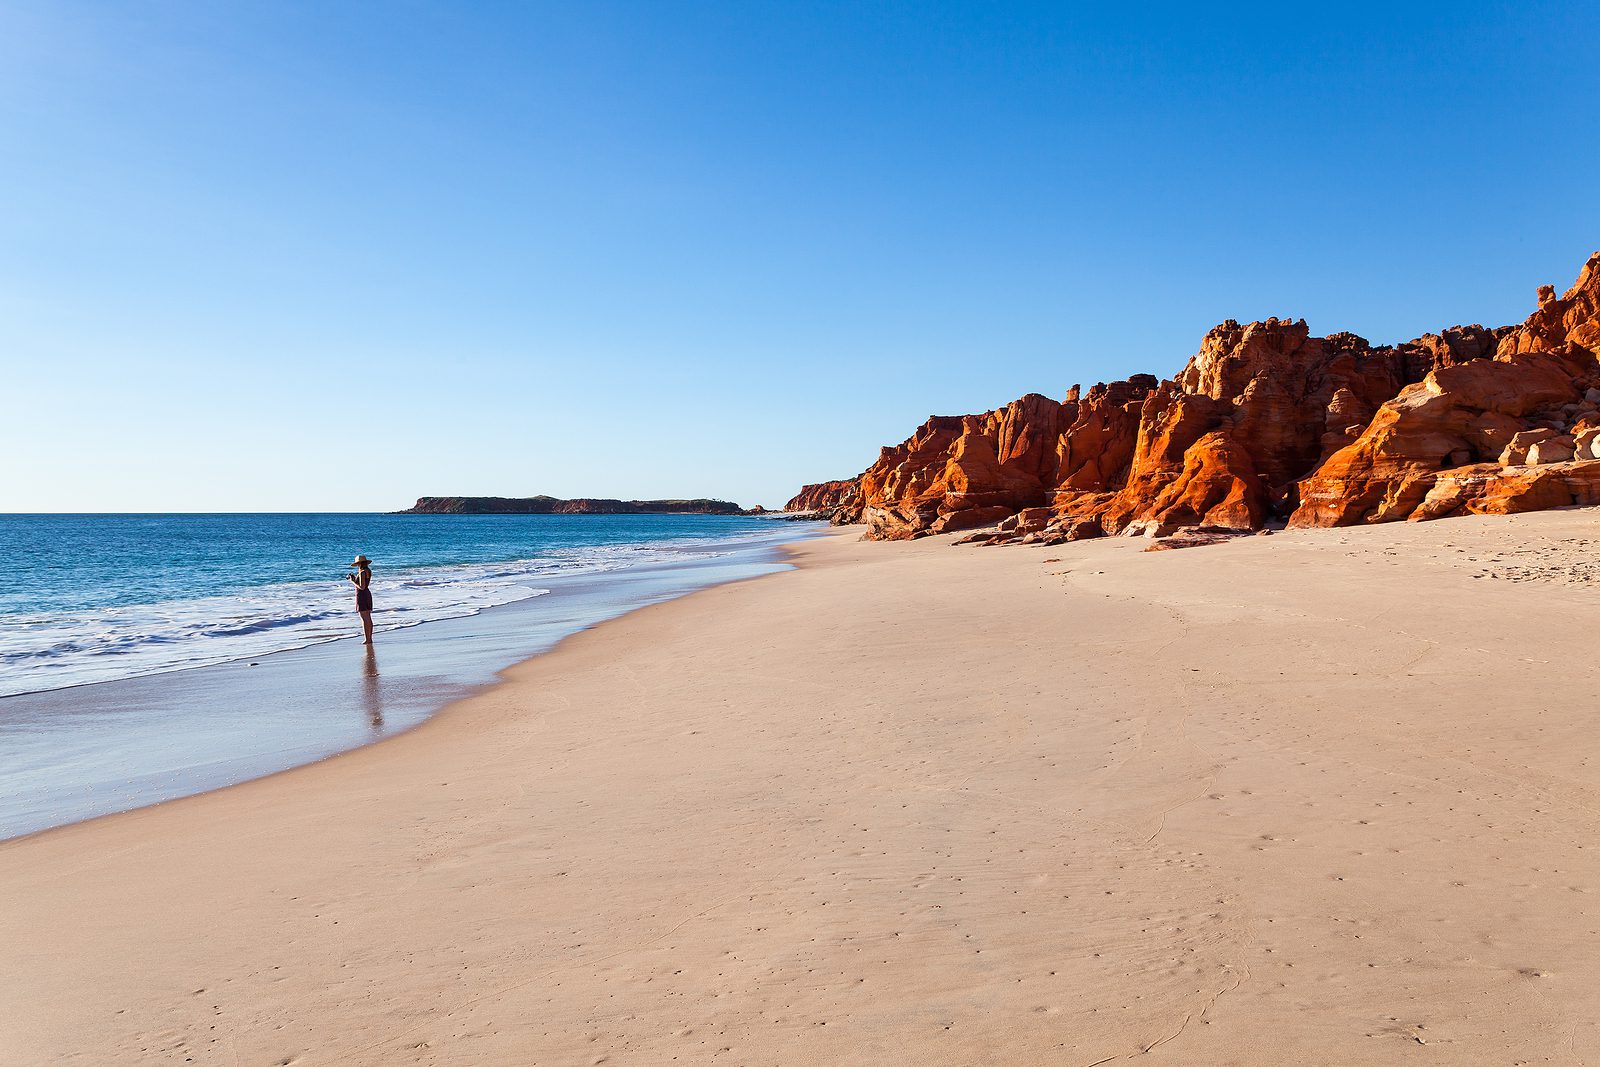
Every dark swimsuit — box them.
[355,571,373,612]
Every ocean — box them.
[0,513,818,839]
[0,512,799,697]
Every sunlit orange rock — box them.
[1287,351,1591,527]
[798,252,1600,541]
[1496,252,1600,359]
[784,479,858,513]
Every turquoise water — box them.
[0,513,819,839]
[0,513,787,697]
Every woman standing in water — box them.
[346,554,375,644]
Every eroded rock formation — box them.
[783,479,858,514]
[786,252,1600,542]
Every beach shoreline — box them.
[6,514,1600,1063]
[0,521,820,842]
[0,536,817,850]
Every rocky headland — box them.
[788,251,1600,544]
[401,496,754,516]
[782,479,858,514]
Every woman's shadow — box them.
[361,645,384,733]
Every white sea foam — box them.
[0,541,733,698]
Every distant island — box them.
[398,496,760,516]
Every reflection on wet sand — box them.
[0,536,806,841]
[361,645,383,732]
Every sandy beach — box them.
[6,514,1600,1064]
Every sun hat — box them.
[351,555,372,567]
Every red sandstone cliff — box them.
[787,252,1600,542]
[783,479,858,513]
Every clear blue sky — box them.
[3,1,1596,511]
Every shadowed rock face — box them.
[788,252,1600,542]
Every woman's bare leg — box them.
[360,610,374,644]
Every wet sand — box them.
[0,539,800,841]
[5,513,1600,1064]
